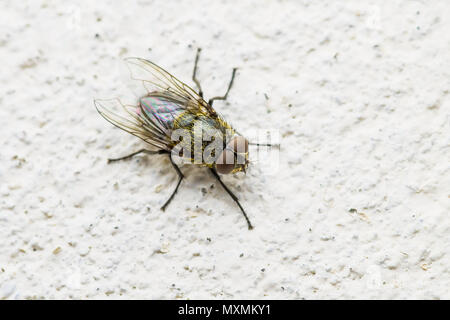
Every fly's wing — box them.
[124,57,218,118]
[95,98,173,151]
[95,57,228,152]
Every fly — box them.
[95,48,274,229]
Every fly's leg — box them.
[161,154,184,211]
[249,142,280,148]
[208,68,237,107]
[209,168,253,230]
[192,48,203,98]
[107,149,167,163]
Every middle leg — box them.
[107,149,167,163]
[161,154,184,211]
[208,68,237,106]
[192,48,204,98]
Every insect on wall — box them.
[95,48,279,230]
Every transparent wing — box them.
[125,57,219,118]
[94,98,172,151]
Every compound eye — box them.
[232,136,249,154]
[215,149,234,174]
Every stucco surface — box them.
[0,0,448,299]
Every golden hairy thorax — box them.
[171,110,235,168]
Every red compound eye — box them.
[215,149,234,174]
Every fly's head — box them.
[215,136,249,174]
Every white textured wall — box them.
[0,0,448,299]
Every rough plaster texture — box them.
[0,0,449,299]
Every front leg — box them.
[210,168,253,230]
[248,142,280,148]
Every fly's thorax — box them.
[170,111,238,167]
[215,135,249,174]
